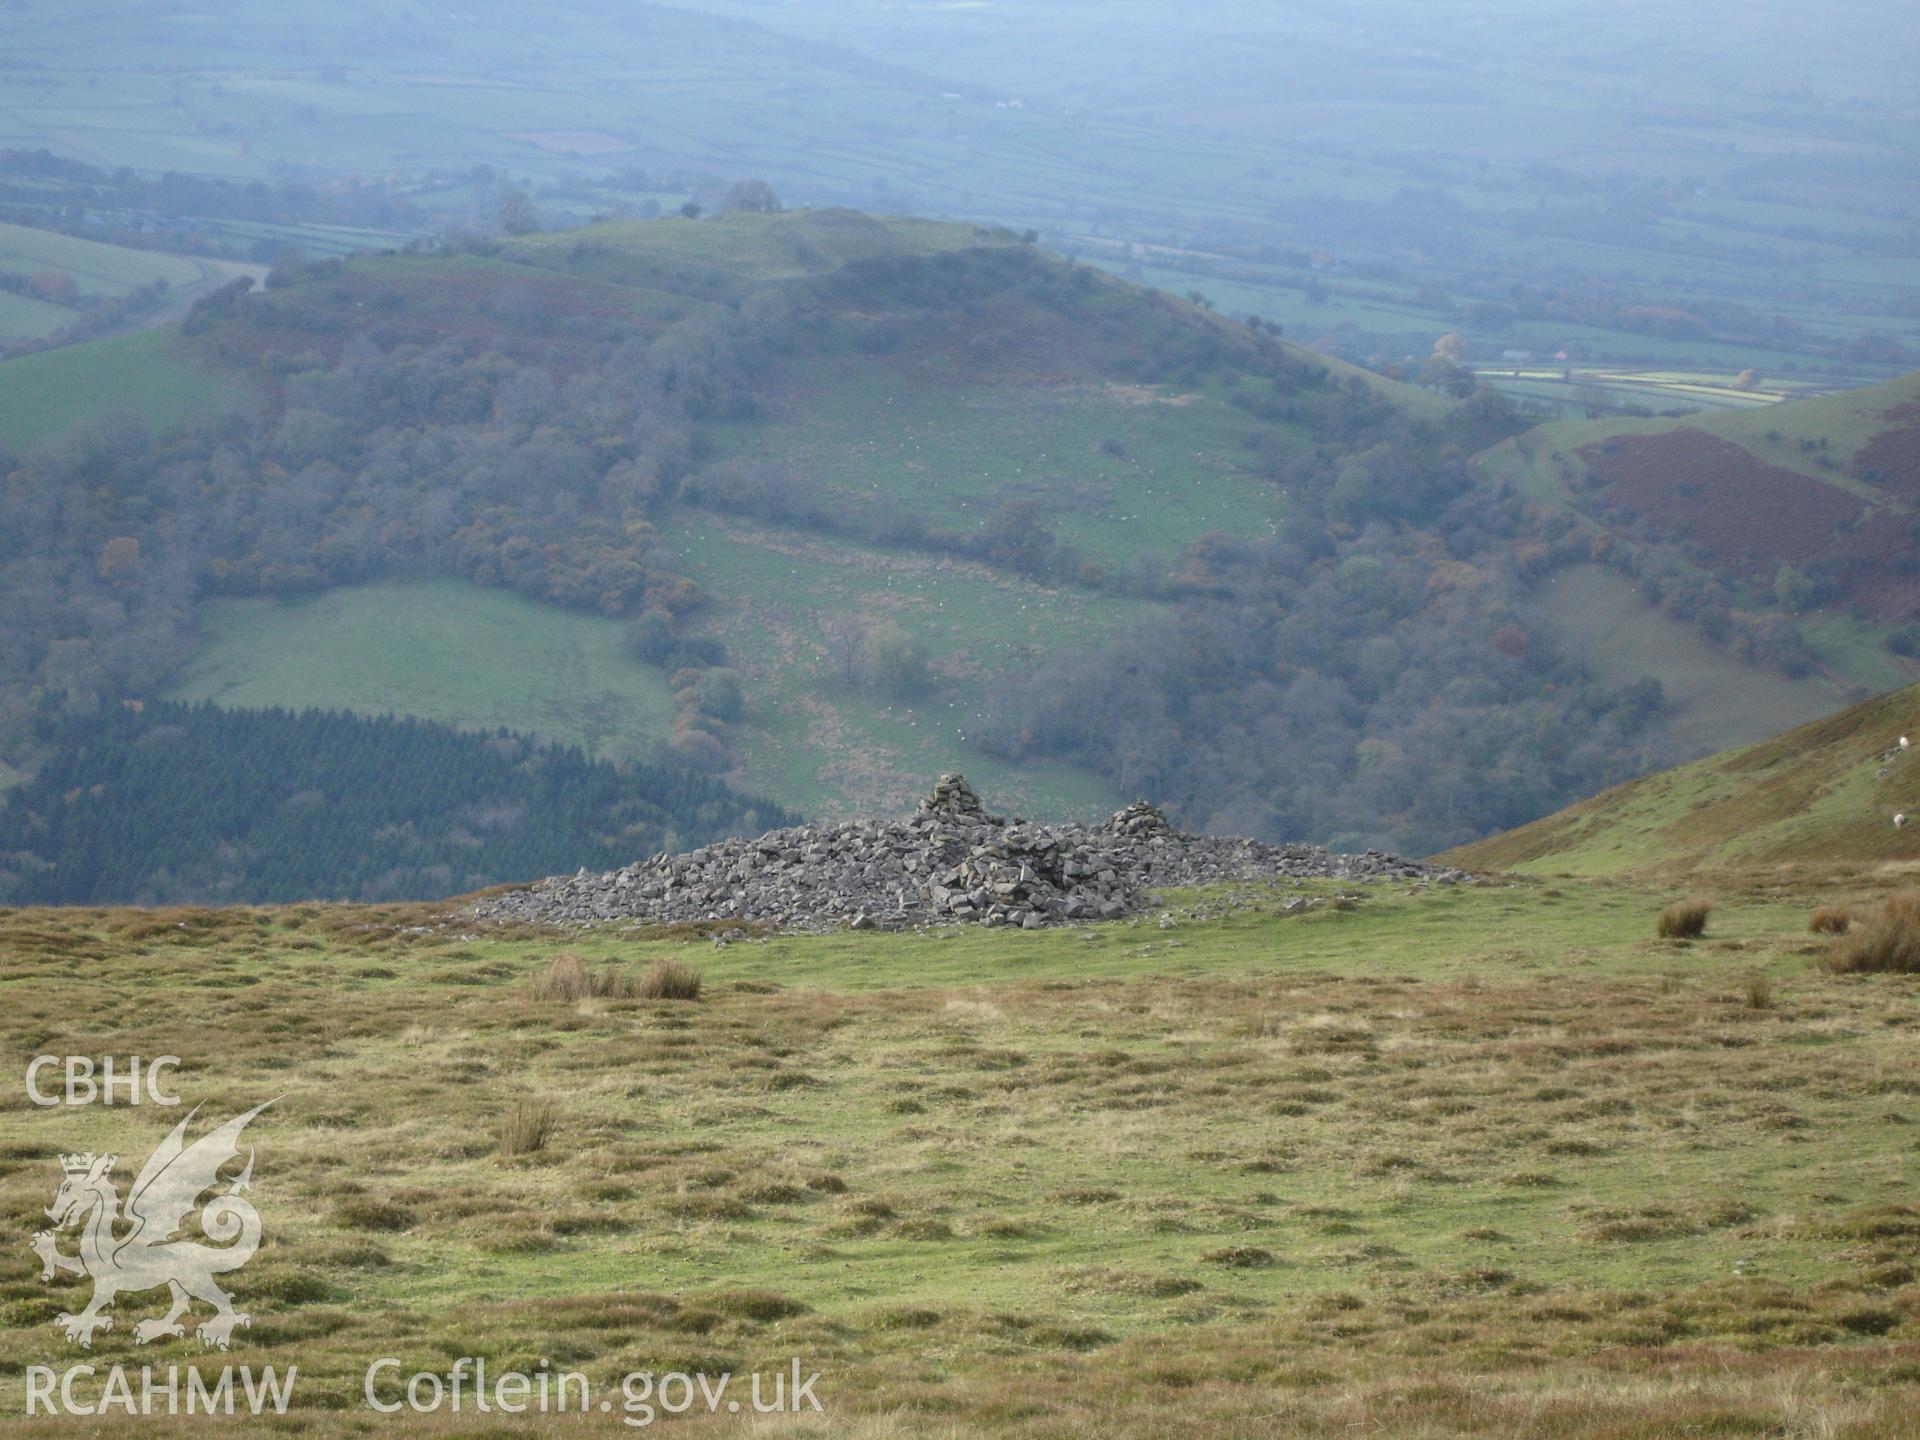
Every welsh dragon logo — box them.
[30,1099,275,1350]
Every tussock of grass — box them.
[330,1196,414,1233]
[636,957,703,1000]
[1821,892,1920,973]
[1809,905,1853,934]
[528,951,636,1001]
[699,1287,808,1322]
[1657,897,1712,939]
[874,1305,944,1329]
[1203,1246,1276,1269]
[498,1098,559,1155]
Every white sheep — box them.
[1903,735,1911,751]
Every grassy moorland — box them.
[4,868,1920,1435]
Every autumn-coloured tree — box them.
[29,270,78,303]
[96,536,141,586]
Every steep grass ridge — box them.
[1442,681,1920,876]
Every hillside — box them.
[1442,679,1920,876]
[1481,371,1920,703]
[0,204,1797,889]
[15,207,1666,867]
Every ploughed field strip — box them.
[476,775,1464,931]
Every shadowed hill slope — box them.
[1441,681,1920,876]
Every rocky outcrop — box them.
[474,774,1466,932]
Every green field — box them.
[1475,366,1819,417]
[0,328,242,448]
[164,580,678,765]
[703,362,1288,572]
[5,866,1920,1434]
[0,220,203,298]
[0,286,74,341]
[669,513,1128,819]
[1536,565,1858,756]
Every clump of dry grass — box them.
[700,1288,808,1322]
[1656,897,1711,940]
[635,958,702,1001]
[1203,1245,1276,1269]
[527,952,635,1002]
[330,1196,415,1232]
[1808,905,1853,935]
[498,1099,559,1155]
[1820,892,1920,973]
[1743,974,1775,1010]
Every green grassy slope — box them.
[1442,680,1920,876]
[1537,564,1859,755]
[164,580,678,765]
[0,327,245,448]
[699,361,1289,571]
[0,220,204,297]
[4,872,1920,1434]
[667,513,1128,819]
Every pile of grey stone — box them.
[473,774,1466,932]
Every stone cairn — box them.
[473,773,1465,933]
